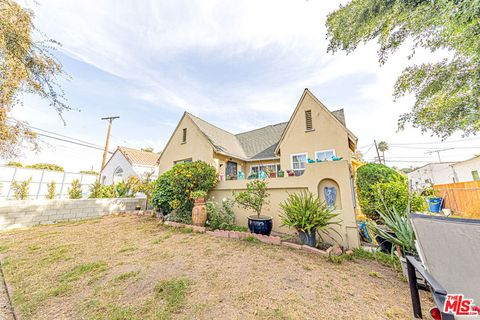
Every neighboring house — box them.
[158,89,358,179]
[451,156,480,182]
[408,162,456,190]
[101,147,161,185]
[408,156,480,189]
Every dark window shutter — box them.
[305,110,312,131]
[182,128,187,143]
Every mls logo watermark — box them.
[444,294,480,316]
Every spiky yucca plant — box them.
[369,206,416,255]
[279,191,341,240]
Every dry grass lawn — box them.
[0,215,431,319]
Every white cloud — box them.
[9,0,478,171]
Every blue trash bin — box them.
[427,197,443,213]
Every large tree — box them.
[0,0,69,158]
[326,0,480,139]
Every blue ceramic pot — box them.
[427,197,443,213]
[299,229,317,247]
[247,215,273,235]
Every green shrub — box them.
[26,163,64,172]
[151,161,218,223]
[6,161,22,167]
[372,180,426,215]
[88,182,115,198]
[68,179,82,199]
[89,181,104,198]
[129,177,154,206]
[356,163,405,220]
[102,185,115,198]
[11,178,31,200]
[205,199,235,230]
[233,180,269,218]
[46,181,56,199]
[115,180,133,198]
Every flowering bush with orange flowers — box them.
[152,161,218,223]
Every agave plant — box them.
[279,191,341,243]
[369,206,416,255]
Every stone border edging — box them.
[162,220,326,255]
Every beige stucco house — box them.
[158,89,361,248]
[158,89,357,179]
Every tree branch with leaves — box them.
[326,0,480,139]
[0,0,71,158]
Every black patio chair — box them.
[406,214,480,319]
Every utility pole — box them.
[100,116,120,170]
[425,148,454,162]
[374,140,382,164]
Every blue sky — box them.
[10,0,480,171]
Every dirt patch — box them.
[0,215,432,319]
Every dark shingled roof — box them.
[236,123,288,159]
[332,109,346,126]
[187,113,287,161]
[186,106,348,161]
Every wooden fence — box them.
[433,181,480,218]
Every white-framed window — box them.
[250,164,281,177]
[315,149,336,161]
[291,153,307,174]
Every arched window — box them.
[113,166,124,184]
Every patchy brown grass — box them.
[0,215,431,319]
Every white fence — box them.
[0,166,98,200]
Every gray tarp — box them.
[411,214,480,302]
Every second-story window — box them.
[182,128,187,143]
[305,110,313,131]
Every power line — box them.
[389,136,480,146]
[362,144,375,158]
[29,125,105,149]
[7,119,108,150]
[389,145,480,150]
[36,133,113,153]
[425,148,455,162]
[6,119,114,153]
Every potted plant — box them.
[423,187,443,213]
[279,191,341,247]
[191,190,208,226]
[278,170,285,178]
[234,180,271,235]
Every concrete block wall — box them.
[0,198,146,231]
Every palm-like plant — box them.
[369,206,416,255]
[279,191,341,244]
[378,141,389,164]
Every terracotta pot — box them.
[192,197,207,226]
